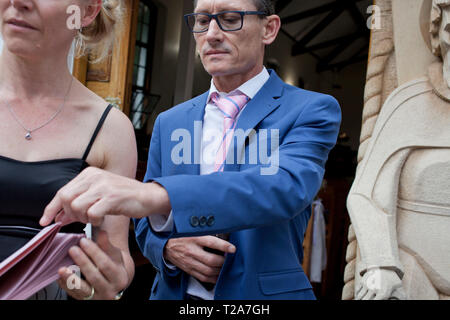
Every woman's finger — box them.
[78,237,128,291]
[68,245,112,297]
[58,267,95,300]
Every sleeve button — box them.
[190,216,199,227]
[207,215,215,226]
[199,216,207,227]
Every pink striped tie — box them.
[210,91,250,172]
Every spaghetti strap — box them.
[82,104,114,161]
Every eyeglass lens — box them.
[188,12,243,32]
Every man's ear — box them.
[262,15,281,46]
[81,0,102,28]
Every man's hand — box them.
[164,236,236,284]
[355,268,406,300]
[40,167,171,227]
[58,230,130,300]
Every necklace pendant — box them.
[25,132,32,140]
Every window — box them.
[130,1,159,131]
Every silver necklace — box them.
[5,77,74,140]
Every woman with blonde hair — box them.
[0,0,136,300]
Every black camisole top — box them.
[0,104,113,262]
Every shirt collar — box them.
[207,67,270,103]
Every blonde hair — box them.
[75,0,124,62]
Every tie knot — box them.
[210,92,249,120]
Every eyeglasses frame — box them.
[184,10,268,33]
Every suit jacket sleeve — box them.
[154,95,341,238]
[133,115,181,277]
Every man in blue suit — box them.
[42,0,341,300]
[133,0,341,300]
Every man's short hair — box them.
[254,0,275,16]
[193,0,275,16]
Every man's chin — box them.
[204,63,239,77]
[205,66,237,78]
[202,59,234,75]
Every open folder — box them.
[0,223,84,300]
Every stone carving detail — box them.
[342,0,397,300]
[345,0,450,300]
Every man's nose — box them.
[205,18,224,42]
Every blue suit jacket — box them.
[134,70,341,300]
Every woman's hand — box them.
[58,230,129,300]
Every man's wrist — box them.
[141,182,172,218]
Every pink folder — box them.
[0,223,84,300]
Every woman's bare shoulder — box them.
[73,80,134,134]
[100,106,137,178]
[73,80,137,176]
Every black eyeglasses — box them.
[184,11,268,33]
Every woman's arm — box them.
[58,106,138,300]
[97,107,138,289]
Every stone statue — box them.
[342,0,398,300]
[346,0,450,300]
